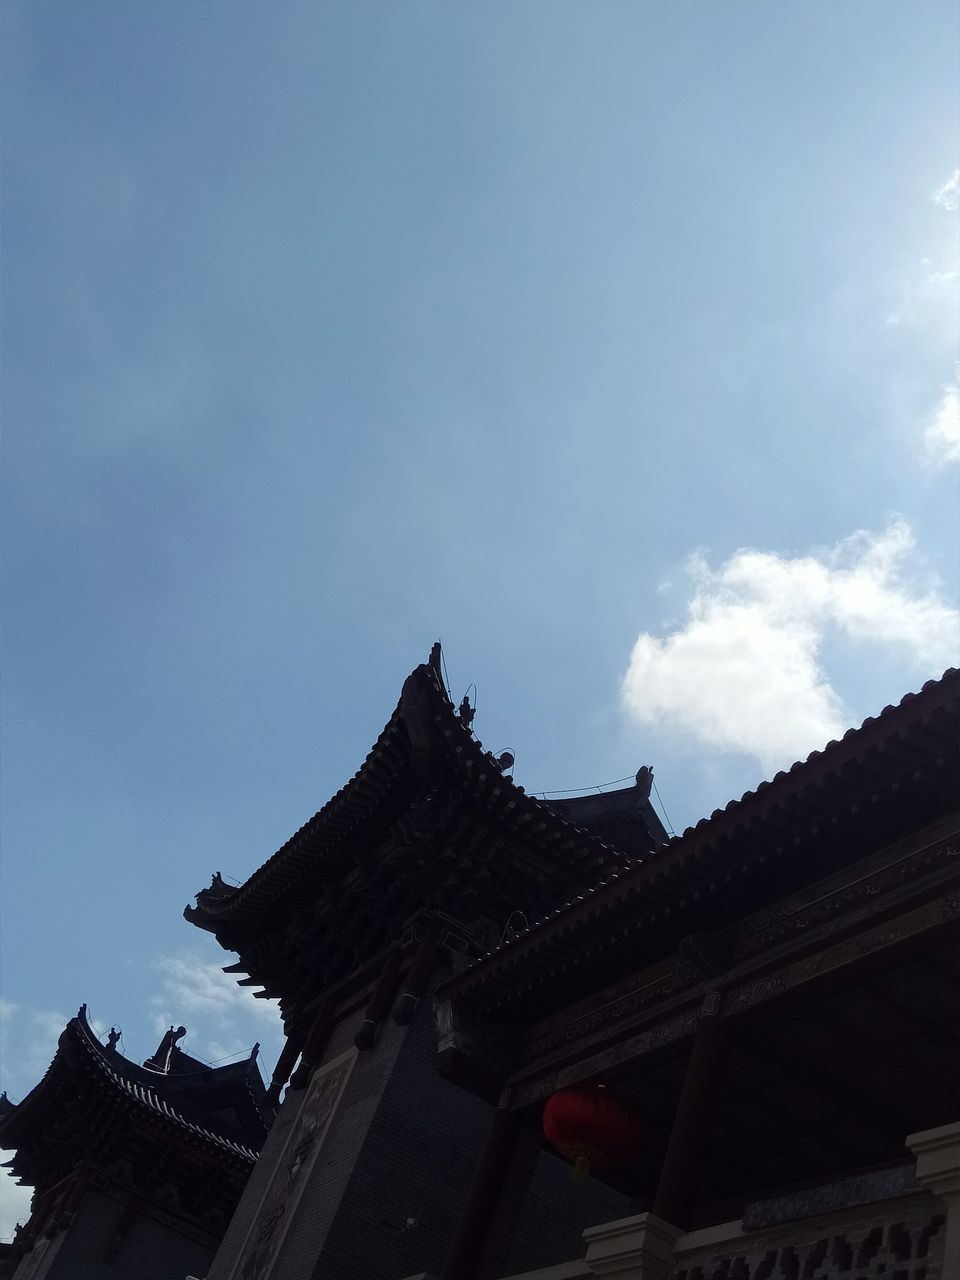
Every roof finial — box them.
[146,1025,187,1074]
[428,641,442,677]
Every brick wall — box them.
[501,1148,630,1275]
[206,1087,303,1280]
[316,989,494,1279]
[16,1186,217,1280]
[203,972,630,1280]
[271,1010,405,1280]
[318,985,629,1280]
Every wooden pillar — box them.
[54,1164,93,1231]
[476,1124,540,1280]
[441,1097,523,1280]
[266,1027,306,1106]
[652,994,728,1230]
[106,1191,143,1258]
[289,1001,334,1090]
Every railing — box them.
[675,1193,945,1280]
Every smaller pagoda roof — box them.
[0,1007,269,1187]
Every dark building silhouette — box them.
[183,647,668,1279]
[435,668,960,1280]
[3,651,957,1280]
[0,1007,271,1279]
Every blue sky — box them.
[1,1,958,1236]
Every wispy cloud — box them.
[26,1011,68,1065]
[885,170,958,337]
[1,1165,33,1242]
[622,522,959,773]
[924,374,960,467]
[149,951,282,1068]
[932,169,960,212]
[885,255,958,330]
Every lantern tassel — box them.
[572,1156,591,1183]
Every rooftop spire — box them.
[144,1025,187,1074]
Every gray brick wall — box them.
[16,1186,217,1280]
[318,989,629,1280]
[206,1087,304,1280]
[203,975,629,1280]
[316,992,493,1280]
[104,1204,216,1280]
[271,1011,405,1280]
[501,1149,629,1275]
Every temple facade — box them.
[2,650,957,1280]
[183,647,669,1279]
[432,667,960,1280]
[0,1008,271,1279]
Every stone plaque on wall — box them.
[228,1048,357,1280]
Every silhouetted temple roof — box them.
[440,667,960,1016]
[185,650,665,945]
[0,1006,270,1188]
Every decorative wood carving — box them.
[519,830,958,1070]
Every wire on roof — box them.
[532,774,636,798]
[652,778,676,837]
[439,644,452,699]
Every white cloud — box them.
[924,376,960,466]
[0,1006,35,1242]
[885,254,958,329]
[622,522,960,773]
[205,1040,255,1065]
[1,1005,68,1099]
[1,1164,33,1243]
[0,1002,18,1077]
[932,169,960,212]
[149,951,282,1068]
[18,1011,69,1083]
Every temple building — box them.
[433,666,960,1280]
[2,649,957,1280]
[183,646,669,1279]
[0,1007,271,1279]
[184,649,958,1280]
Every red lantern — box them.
[543,1086,640,1182]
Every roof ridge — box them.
[21,1008,259,1163]
[186,657,634,934]
[458,666,960,972]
